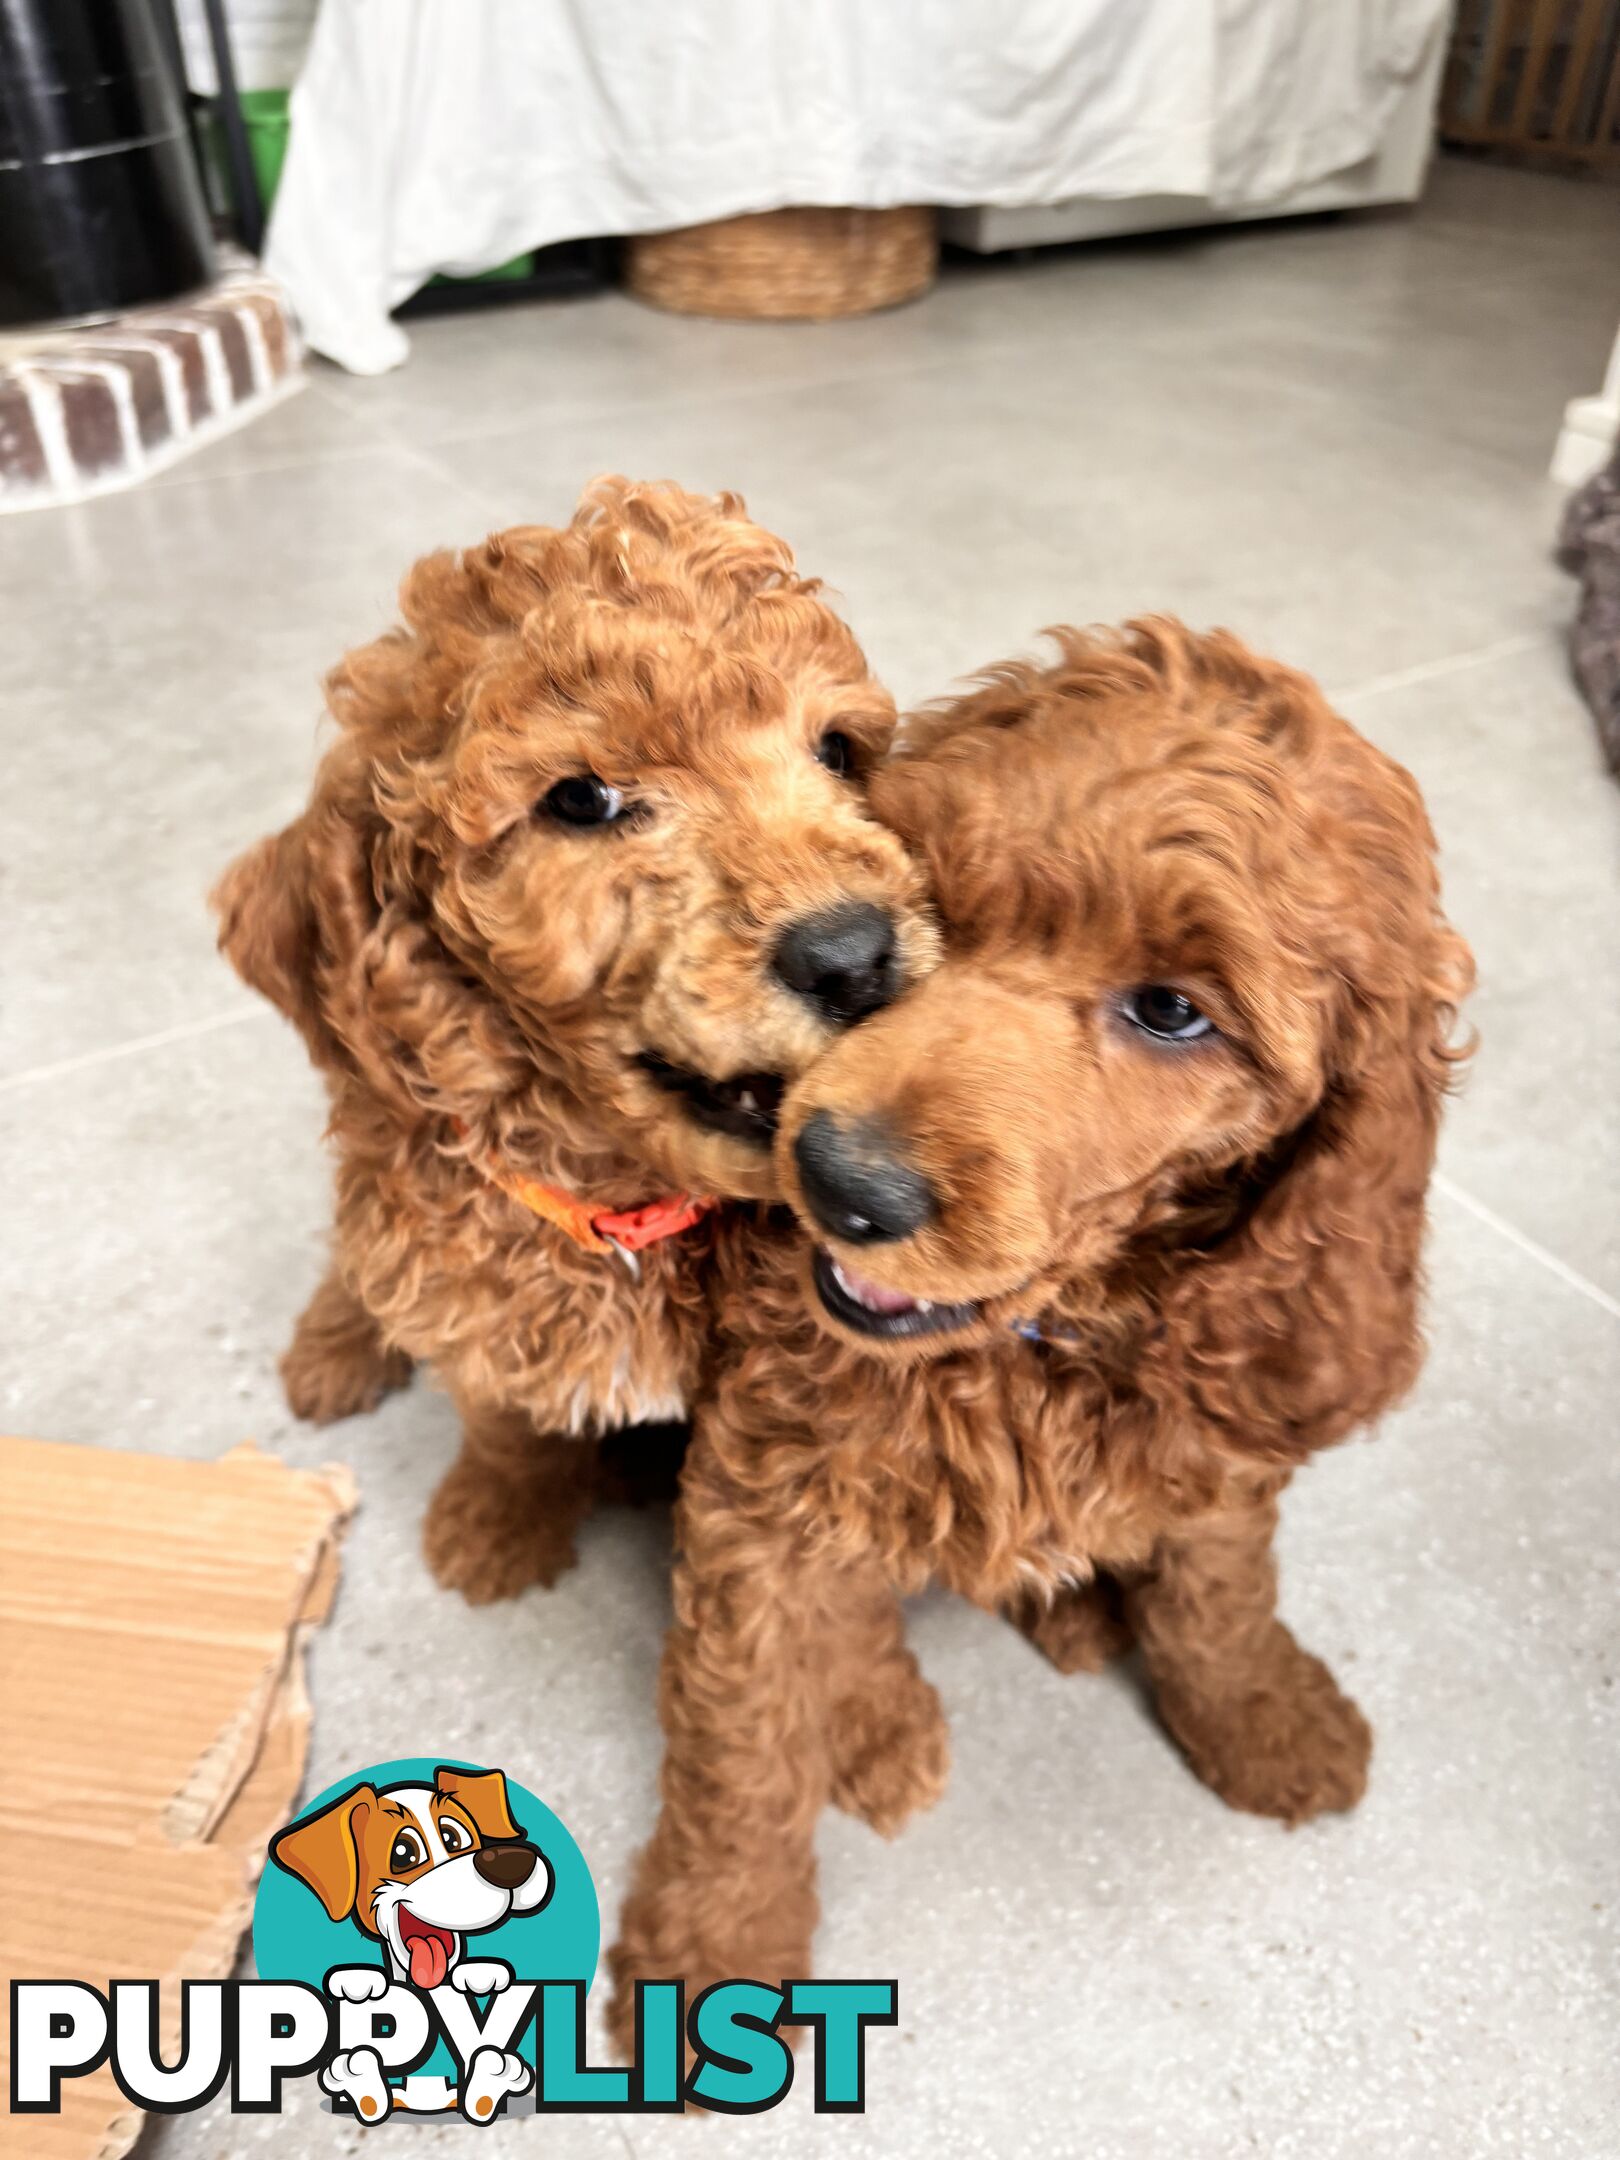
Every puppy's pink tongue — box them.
[409,1934,449,1989]
[831,1257,918,1315]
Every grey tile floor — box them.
[3,156,1618,2156]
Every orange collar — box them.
[456,1125,716,1265]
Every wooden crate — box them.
[1442,0,1620,167]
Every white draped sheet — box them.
[266,0,1450,374]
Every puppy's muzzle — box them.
[473,1842,543,1890]
[793,1111,937,1245]
[772,902,899,1026]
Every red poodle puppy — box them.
[213,477,938,1606]
[610,618,1473,2027]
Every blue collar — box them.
[1010,1315,1079,1348]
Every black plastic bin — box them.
[0,0,214,327]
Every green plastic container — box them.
[238,87,291,208]
[212,88,536,283]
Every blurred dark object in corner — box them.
[398,241,605,319]
[595,1421,691,1511]
[1442,0,1620,176]
[1558,451,1620,777]
[0,0,213,328]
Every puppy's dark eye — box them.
[542,774,625,826]
[815,730,857,779]
[389,1830,426,1873]
[1121,986,1215,1043]
[439,1819,468,1854]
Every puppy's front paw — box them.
[828,1660,950,1837]
[1014,1577,1133,1675]
[422,1458,580,1603]
[606,1877,815,2084]
[450,1959,512,1996]
[326,1965,390,2003]
[1155,1636,1372,1826]
[281,1315,411,1426]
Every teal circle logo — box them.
[253,1758,596,2116]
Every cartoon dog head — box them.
[270,1765,553,1990]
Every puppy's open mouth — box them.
[638,1052,785,1147]
[811,1246,981,1341]
[397,1908,457,1990]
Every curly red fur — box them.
[211,476,937,1626]
[609,621,1473,2055]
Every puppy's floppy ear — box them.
[1157,770,1474,1459]
[211,816,324,1053]
[211,746,381,1072]
[436,1766,523,1843]
[269,1783,378,1922]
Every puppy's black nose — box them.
[793,1110,936,1245]
[773,902,898,1026]
[473,1843,538,1889]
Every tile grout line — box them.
[1332,622,1617,1323]
[163,340,996,498]
[388,434,523,524]
[358,334,1057,479]
[256,275,1568,495]
[144,429,399,495]
[377,455,1559,718]
[0,1006,268,1093]
[1328,631,1548,708]
[1433,1171,1620,1323]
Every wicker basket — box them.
[625,206,938,321]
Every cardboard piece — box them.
[0,1436,355,2160]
